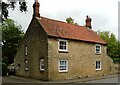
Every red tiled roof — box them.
[37,17,106,45]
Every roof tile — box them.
[37,17,106,45]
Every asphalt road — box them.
[2,76,45,83]
[1,75,120,85]
[83,76,119,83]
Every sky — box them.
[8,0,119,39]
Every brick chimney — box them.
[33,0,40,17]
[85,15,92,29]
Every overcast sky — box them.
[8,0,119,39]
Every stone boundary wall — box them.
[114,63,120,74]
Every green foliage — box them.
[1,19,24,64]
[66,17,78,25]
[2,63,8,76]
[66,17,74,24]
[113,57,120,63]
[1,0,27,20]
[97,31,120,58]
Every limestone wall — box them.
[48,38,114,80]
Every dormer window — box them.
[58,39,68,52]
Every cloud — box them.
[8,0,119,39]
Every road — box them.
[1,75,120,85]
[83,76,119,83]
[2,76,45,83]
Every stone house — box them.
[14,1,114,81]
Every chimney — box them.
[85,15,92,29]
[33,0,40,17]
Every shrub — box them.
[113,58,120,64]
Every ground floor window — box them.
[58,60,68,72]
[24,59,28,71]
[40,59,44,71]
[96,61,101,70]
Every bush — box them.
[2,63,8,76]
[113,58,120,64]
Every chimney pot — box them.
[85,15,92,29]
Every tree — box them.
[96,31,119,58]
[66,17,78,25]
[1,19,24,64]
[117,41,120,57]
[1,0,27,20]
[66,17,74,24]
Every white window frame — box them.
[24,59,28,71]
[96,61,101,70]
[25,45,28,56]
[58,60,68,72]
[58,39,68,52]
[40,59,45,71]
[95,44,101,54]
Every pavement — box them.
[2,74,119,83]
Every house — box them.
[14,1,114,81]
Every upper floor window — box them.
[40,59,44,71]
[95,44,101,54]
[58,39,68,52]
[25,45,28,56]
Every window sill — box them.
[95,53,101,55]
[59,50,68,53]
[59,71,68,73]
[40,69,44,72]
[96,69,101,71]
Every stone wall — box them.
[48,38,114,80]
[14,18,115,81]
[14,18,48,80]
[114,63,120,74]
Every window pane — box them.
[96,61,100,69]
[59,60,68,72]
[60,45,64,49]
[96,46,100,48]
[59,40,67,51]
[96,48,100,51]
[63,41,66,45]
[40,59,44,71]
[25,45,28,56]
[95,45,101,54]
[63,46,66,50]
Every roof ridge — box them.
[39,16,85,28]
